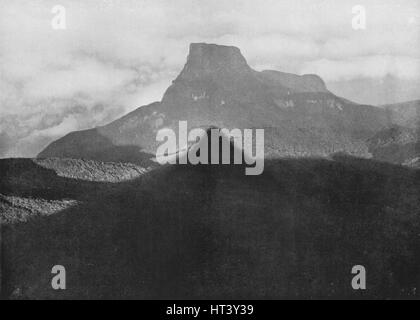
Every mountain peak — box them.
[257,70,328,93]
[188,43,243,57]
[177,43,251,81]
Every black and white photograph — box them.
[0,0,420,304]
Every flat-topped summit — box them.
[175,43,327,94]
[177,43,252,81]
[258,70,328,93]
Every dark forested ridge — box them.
[1,156,419,299]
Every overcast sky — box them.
[1,0,419,158]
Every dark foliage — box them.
[1,156,419,299]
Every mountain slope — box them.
[382,100,420,129]
[362,101,419,165]
[38,43,390,163]
[368,125,420,166]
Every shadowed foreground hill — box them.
[0,158,150,224]
[1,157,420,299]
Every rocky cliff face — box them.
[38,43,391,164]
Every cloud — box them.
[301,56,420,81]
[0,0,419,157]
